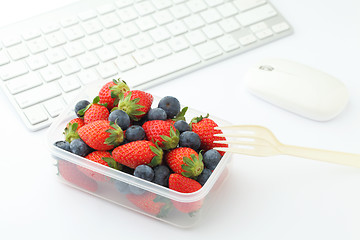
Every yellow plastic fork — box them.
[213,125,360,168]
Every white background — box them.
[1,0,360,239]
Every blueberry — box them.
[109,109,130,130]
[114,180,130,194]
[153,165,171,187]
[75,100,90,117]
[203,149,221,171]
[179,131,201,150]
[197,168,212,186]
[129,185,146,195]
[147,108,167,121]
[69,138,92,157]
[158,96,180,119]
[134,165,155,182]
[125,125,145,142]
[54,140,71,152]
[174,120,190,133]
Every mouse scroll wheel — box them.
[259,65,274,71]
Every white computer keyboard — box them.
[0,0,292,131]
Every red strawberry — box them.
[142,120,179,150]
[79,151,122,182]
[99,79,130,110]
[63,118,85,143]
[168,173,203,213]
[115,90,153,121]
[165,147,203,178]
[78,120,124,151]
[78,96,110,124]
[190,114,228,154]
[126,192,171,217]
[57,159,98,192]
[112,140,163,169]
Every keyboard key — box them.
[77,52,99,68]
[97,4,116,15]
[58,59,81,75]
[132,49,154,65]
[118,22,139,38]
[6,72,43,94]
[149,26,171,42]
[272,22,290,33]
[63,26,85,41]
[166,21,187,36]
[219,17,241,33]
[233,0,266,12]
[96,46,118,62]
[40,66,62,82]
[82,35,103,50]
[60,17,79,28]
[96,62,118,78]
[136,16,157,31]
[217,3,238,17]
[134,1,156,16]
[43,97,66,117]
[44,31,67,48]
[238,34,257,45]
[152,10,173,25]
[236,4,277,26]
[195,41,223,60]
[23,105,49,125]
[26,55,48,70]
[202,23,223,39]
[0,51,10,66]
[152,0,172,10]
[122,49,201,87]
[45,48,67,64]
[185,29,206,45]
[115,55,137,72]
[7,44,29,60]
[58,75,81,92]
[205,0,224,7]
[115,0,133,9]
[15,82,62,109]
[132,33,153,49]
[117,7,138,22]
[170,4,191,19]
[77,69,101,85]
[201,8,222,24]
[22,29,42,41]
[167,36,189,52]
[26,38,48,54]
[64,41,86,57]
[183,15,205,30]
[113,39,135,55]
[255,28,273,39]
[151,42,172,58]
[78,9,97,21]
[82,19,103,35]
[2,35,22,47]
[0,62,28,81]
[41,23,61,34]
[186,0,207,13]
[217,35,240,52]
[100,28,122,44]
[100,12,121,28]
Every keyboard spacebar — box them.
[122,49,201,88]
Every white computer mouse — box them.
[244,58,349,121]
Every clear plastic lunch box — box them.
[46,82,233,228]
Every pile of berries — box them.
[55,79,227,215]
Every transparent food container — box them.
[47,82,233,228]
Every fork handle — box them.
[279,144,360,168]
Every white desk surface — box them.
[1,0,360,239]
